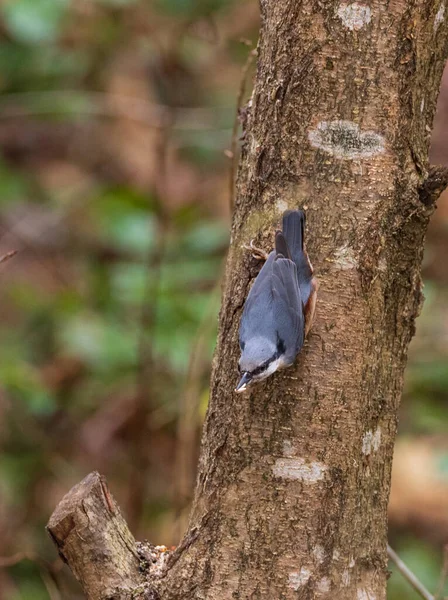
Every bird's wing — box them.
[272,256,305,360]
[239,252,275,347]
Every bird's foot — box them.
[242,239,268,261]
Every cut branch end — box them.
[47,472,150,600]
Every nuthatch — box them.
[236,210,317,392]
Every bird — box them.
[235,209,317,393]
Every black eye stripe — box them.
[251,362,269,376]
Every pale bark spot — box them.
[349,558,356,568]
[334,244,358,270]
[289,567,311,589]
[332,549,341,561]
[308,121,385,160]
[357,588,376,600]
[378,256,387,273]
[342,569,351,585]
[273,457,327,482]
[434,3,445,31]
[317,576,331,593]
[276,199,289,213]
[420,98,425,113]
[362,427,381,455]
[283,440,297,457]
[337,3,372,30]
[313,545,325,564]
[250,136,260,154]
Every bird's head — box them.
[235,336,286,392]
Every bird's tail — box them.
[282,210,305,264]
[274,230,291,259]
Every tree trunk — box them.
[48,0,448,598]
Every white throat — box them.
[256,356,288,381]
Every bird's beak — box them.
[235,372,252,393]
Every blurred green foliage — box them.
[1,0,70,45]
[388,537,448,599]
[0,0,251,595]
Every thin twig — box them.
[39,569,62,600]
[0,91,232,131]
[0,551,62,600]
[0,551,31,567]
[387,544,434,600]
[228,45,257,213]
[435,544,448,600]
[172,270,223,541]
[128,122,170,534]
[0,250,17,265]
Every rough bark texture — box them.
[48,0,448,599]
[47,472,146,599]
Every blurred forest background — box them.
[0,0,446,598]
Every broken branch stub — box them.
[47,471,146,600]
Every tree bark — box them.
[47,473,146,599]
[48,0,448,598]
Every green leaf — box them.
[0,160,29,206]
[2,0,69,44]
[58,312,138,372]
[181,221,229,254]
[88,188,156,256]
[435,452,448,479]
[0,361,56,416]
[0,44,89,90]
[155,0,230,17]
[407,361,448,394]
[93,0,139,5]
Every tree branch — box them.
[435,545,448,600]
[0,250,17,265]
[47,472,153,600]
[227,45,256,212]
[387,544,434,600]
[418,166,448,207]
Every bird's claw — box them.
[242,239,268,261]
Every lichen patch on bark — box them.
[334,244,358,270]
[362,427,382,455]
[288,568,311,590]
[313,545,326,564]
[435,3,445,31]
[337,3,372,30]
[272,457,328,482]
[308,121,385,160]
[357,588,377,600]
[282,439,297,456]
[317,576,331,593]
[276,199,289,213]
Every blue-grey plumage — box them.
[236,210,317,392]
[282,210,314,309]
